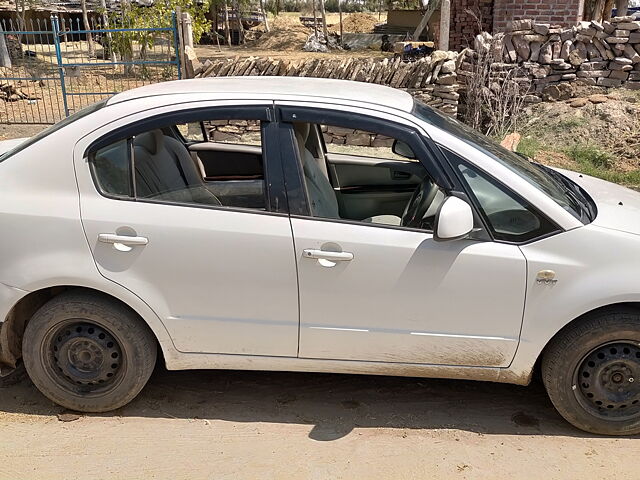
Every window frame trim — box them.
[85,104,289,215]
[274,105,492,239]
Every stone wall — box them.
[461,15,640,102]
[492,0,584,32]
[205,119,396,148]
[195,52,462,116]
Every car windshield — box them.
[0,99,107,163]
[412,100,592,223]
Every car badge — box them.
[536,270,558,285]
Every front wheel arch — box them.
[501,302,640,386]
[535,302,640,374]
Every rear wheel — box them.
[542,310,640,435]
[0,360,26,387]
[22,291,157,412]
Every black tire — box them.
[22,291,157,413]
[0,360,27,388]
[542,309,640,435]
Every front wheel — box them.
[542,310,640,435]
[22,291,157,413]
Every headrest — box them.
[133,129,164,155]
[293,122,310,144]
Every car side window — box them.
[204,120,262,146]
[322,125,415,162]
[90,118,267,211]
[93,139,131,197]
[175,122,205,142]
[444,148,559,242]
[293,121,445,231]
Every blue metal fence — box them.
[0,13,181,124]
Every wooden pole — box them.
[182,12,194,49]
[615,0,629,16]
[313,0,318,40]
[235,0,245,44]
[603,0,616,20]
[320,0,328,42]
[223,0,231,45]
[260,0,270,32]
[412,0,441,41]
[175,5,187,78]
[439,0,450,50]
[0,28,11,68]
[99,0,116,60]
[81,0,95,57]
[592,0,606,21]
[338,0,343,44]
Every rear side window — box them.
[93,139,131,197]
[90,119,267,211]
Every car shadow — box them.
[1,366,634,441]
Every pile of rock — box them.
[468,15,640,101]
[321,125,394,147]
[204,119,261,143]
[195,51,463,115]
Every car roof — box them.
[107,77,415,112]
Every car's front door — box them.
[73,103,299,357]
[279,104,528,367]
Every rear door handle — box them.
[98,233,148,252]
[303,249,354,262]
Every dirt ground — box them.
[1,367,639,480]
[0,123,45,140]
[195,13,392,62]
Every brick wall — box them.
[449,0,494,50]
[492,0,584,32]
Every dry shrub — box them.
[462,32,531,138]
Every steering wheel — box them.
[401,177,439,228]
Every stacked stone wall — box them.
[195,51,463,116]
[458,15,640,103]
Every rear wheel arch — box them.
[0,285,172,371]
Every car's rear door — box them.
[73,102,300,357]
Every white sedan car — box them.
[0,77,639,435]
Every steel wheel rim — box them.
[573,341,640,421]
[43,320,126,396]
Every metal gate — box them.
[0,13,181,124]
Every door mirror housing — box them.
[434,196,474,241]
[391,139,416,159]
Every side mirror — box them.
[434,196,474,241]
[391,139,416,159]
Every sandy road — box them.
[0,368,638,479]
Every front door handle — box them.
[303,249,354,262]
[98,233,148,252]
